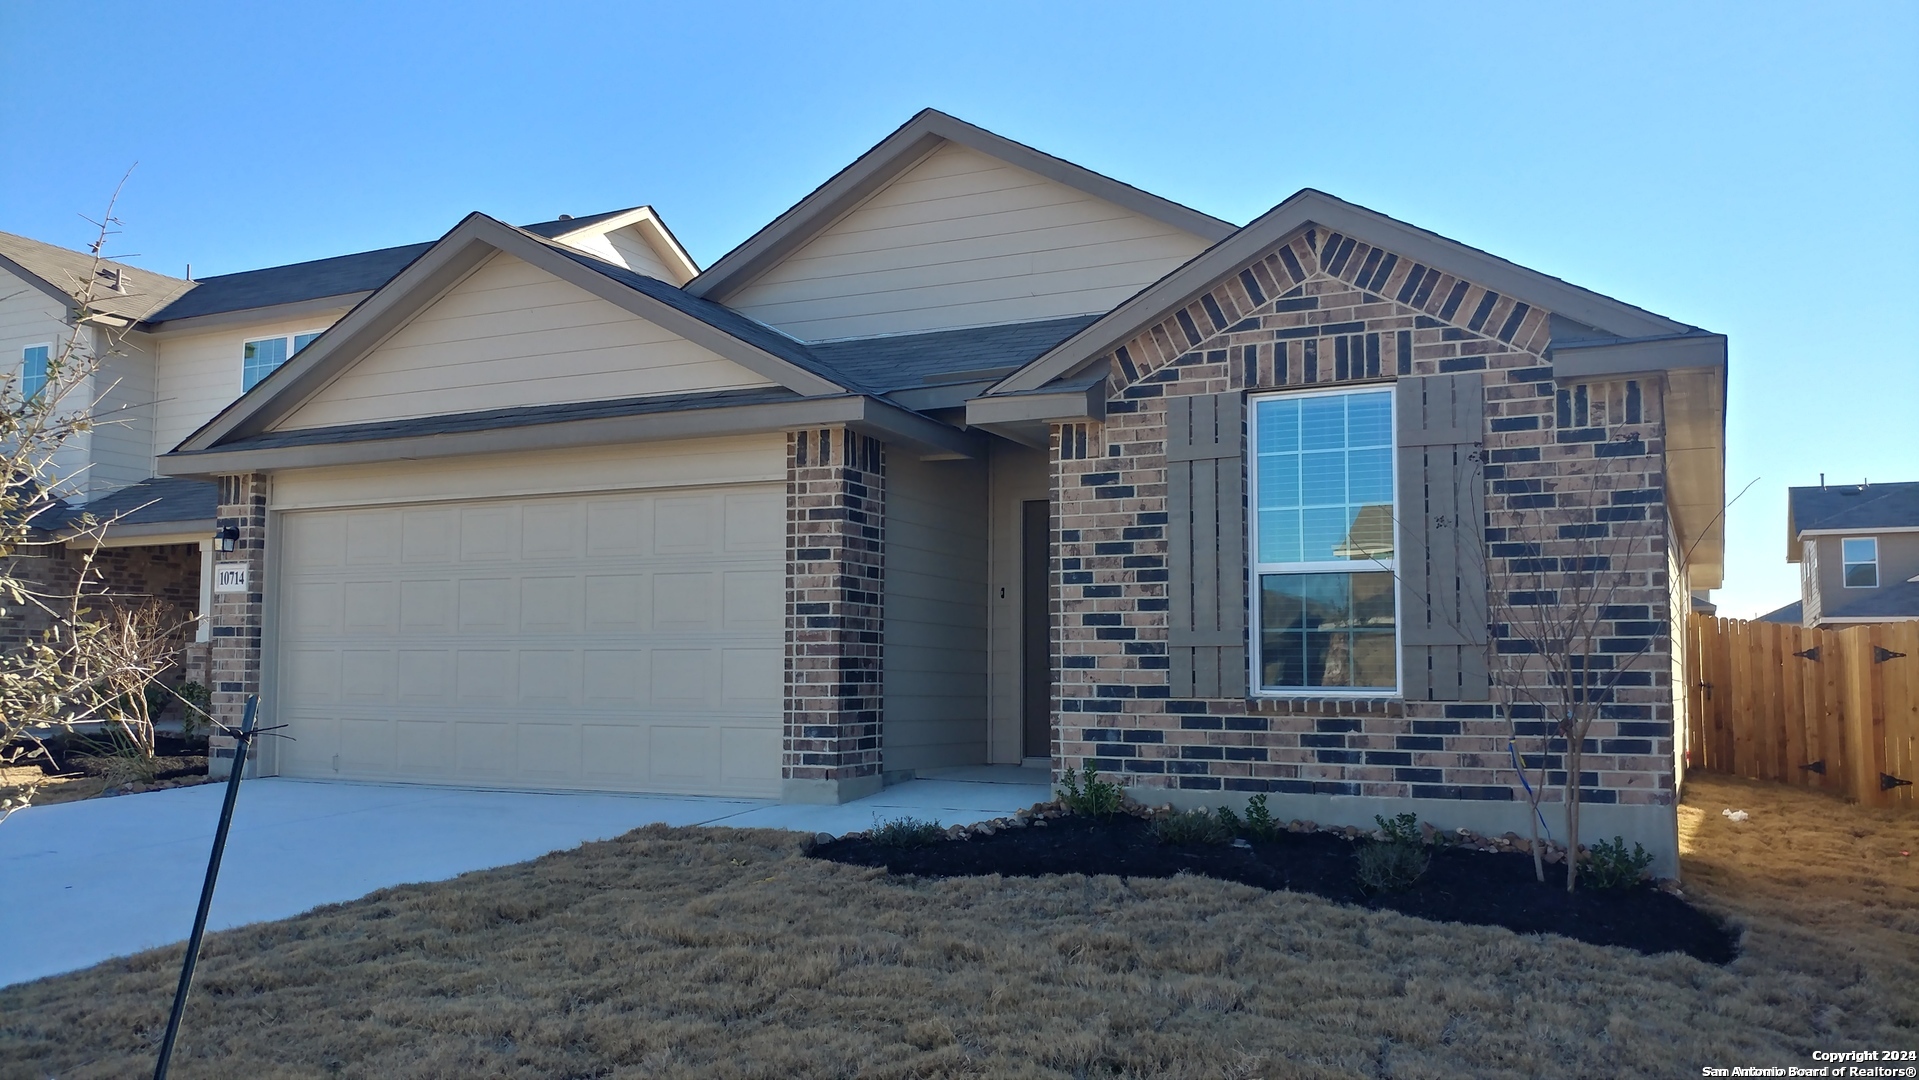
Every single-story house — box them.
[151,110,1725,872]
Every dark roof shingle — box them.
[1790,481,1919,535]
[809,316,1103,395]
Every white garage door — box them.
[274,485,784,797]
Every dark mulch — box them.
[815,814,1737,964]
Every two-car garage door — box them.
[273,484,784,797]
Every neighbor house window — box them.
[242,331,322,391]
[1250,386,1397,692]
[20,344,50,399]
[1842,537,1879,588]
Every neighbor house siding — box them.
[882,452,989,773]
[726,141,1211,340]
[1049,227,1677,837]
[276,252,773,431]
[0,278,92,499]
[152,307,355,454]
[1809,531,1919,623]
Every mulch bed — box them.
[815,814,1738,964]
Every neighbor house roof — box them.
[0,230,194,322]
[1821,578,1919,623]
[1787,481,1919,560]
[686,108,1236,302]
[1756,600,1803,624]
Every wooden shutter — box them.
[1395,372,1491,701]
[1166,392,1247,698]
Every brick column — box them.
[783,426,885,804]
[207,473,267,778]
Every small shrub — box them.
[1355,837,1430,893]
[177,681,213,739]
[1242,793,1279,841]
[1213,804,1242,834]
[1151,808,1233,846]
[1056,764,1124,819]
[1354,812,1430,893]
[1583,835,1655,889]
[869,816,945,848]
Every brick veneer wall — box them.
[2,540,201,680]
[207,473,267,774]
[1053,227,1676,817]
[783,427,887,802]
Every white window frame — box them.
[1246,383,1400,698]
[241,329,326,392]
[1841,536,1879,589]
[20,342,52,400]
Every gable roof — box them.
[686,109,1236,302]
[1757,599,1804,624]
[172,213,851,454]
[1788,481,1919,560]
[535,206,700,285]
[987,188,1704,395]
[0,230,194,322]
[809,315,1101,395]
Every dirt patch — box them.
[2,733,215,809]
[815,814,1736,962]
[0,773,1909,1079]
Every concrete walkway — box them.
[0,768,1050,988]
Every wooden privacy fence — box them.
[1686,613,1918,807]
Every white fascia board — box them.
[551,207,701,285]
[964,377,1107,427]
[1799,525,1919,538]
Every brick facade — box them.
[783,427,887,802]
[1052,228,1676,819]
[207,473,267,772]
[3,538,202,685]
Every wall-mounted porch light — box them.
[213,526,240,553]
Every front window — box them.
[1842,537,1879,588]
[242,331,323,391]
[20,344,50,400]
[1250,386,1397,693]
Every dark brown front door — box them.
[1021,500,1051,759]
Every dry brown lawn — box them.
[1,772,1912,1079]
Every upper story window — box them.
[243,331,322,392]
[1250,386,1397,693]
[20,344,50,400]
[1842,537,1879,588]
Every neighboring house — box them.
[16,110,1727,874]
[1778,481,1919,627]
[0,209,697,668]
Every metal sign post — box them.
[153,694,259,1080]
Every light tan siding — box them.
[987,442,1049,763]
[560,225,681,284]
[153,308,353,454]
[276,252,773,432]
[883,452,989,772]
[727,141,1211,340]
[269,434,785,511]
[87,328,157,497]
[0,277,92,498]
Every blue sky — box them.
[3,2,1914,615]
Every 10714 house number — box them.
[213,563,250,594]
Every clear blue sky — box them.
[3,2,1914,616]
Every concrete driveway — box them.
[0,767,1049,988]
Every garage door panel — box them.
[345,513,399,565]
[518,651,578,705]
[724,492,783,552]
[401,509,455,563]
[585,499,648,557]
[397,650,451,703]
[519,576,581,632]
[654,496,715,554]
[517,723,580,780]
[278,484,781,795]
[458,579,516,632]
[459,506,520,562]
[583,574,647,631]
[396,720,453,774]
[341,650,395,704]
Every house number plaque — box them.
[213,563,250,594]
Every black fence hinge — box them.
[1881,772,1913,791]
[1793,647,1820,661]
[1872,646,1908,664]
[1799,760,1826,775]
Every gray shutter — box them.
[1166,392,1247,699]
[1395,372,1491,701]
